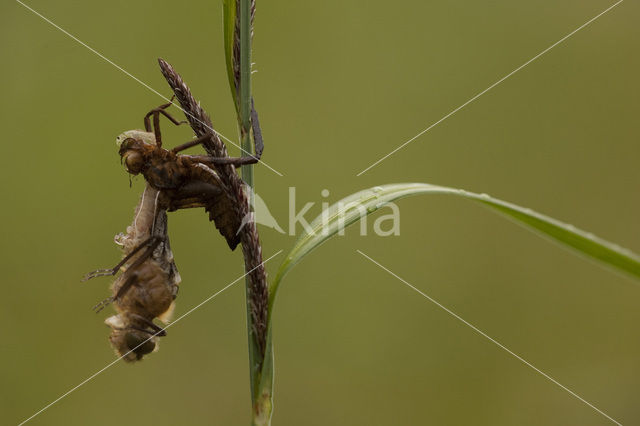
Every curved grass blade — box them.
[269,183,640,311]
[257,182,640,423]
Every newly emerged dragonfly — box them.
[84,185,180,361]
[116,98,263,250]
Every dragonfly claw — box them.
[82,268,117,282]
[93,297,114,313]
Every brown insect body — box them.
[118,130,241,250]
[87,184,180,362]
[105,258,175,362]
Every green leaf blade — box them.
[261,182,640,423]
[269,183,640,312]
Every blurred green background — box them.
[2,0,639,425]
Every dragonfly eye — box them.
[123,151,144,174]
[125,332,156,358]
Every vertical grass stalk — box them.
[236,1,272,424]
[238,0,259,411]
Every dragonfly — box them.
[116,98,263,250]
[84,98,262,360]
[84,185,180,362]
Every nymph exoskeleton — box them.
[116,98,263,250]
[84,185,180,361]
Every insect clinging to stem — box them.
[85,92,264,360]
[116,97,264,250]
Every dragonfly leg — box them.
[171,134,215,154]
[93,295,115,313]
[172,98,264,165]
[129,314,167,336]
[143,95,187,147]
[82,236,160,282]
[91,242,160,314]
[250,97,264,160]
[109,238,162,300]
[92,271,140,313]
[184,154,259,168]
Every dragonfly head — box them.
[105,315,158,362]
[116,130,156,175]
